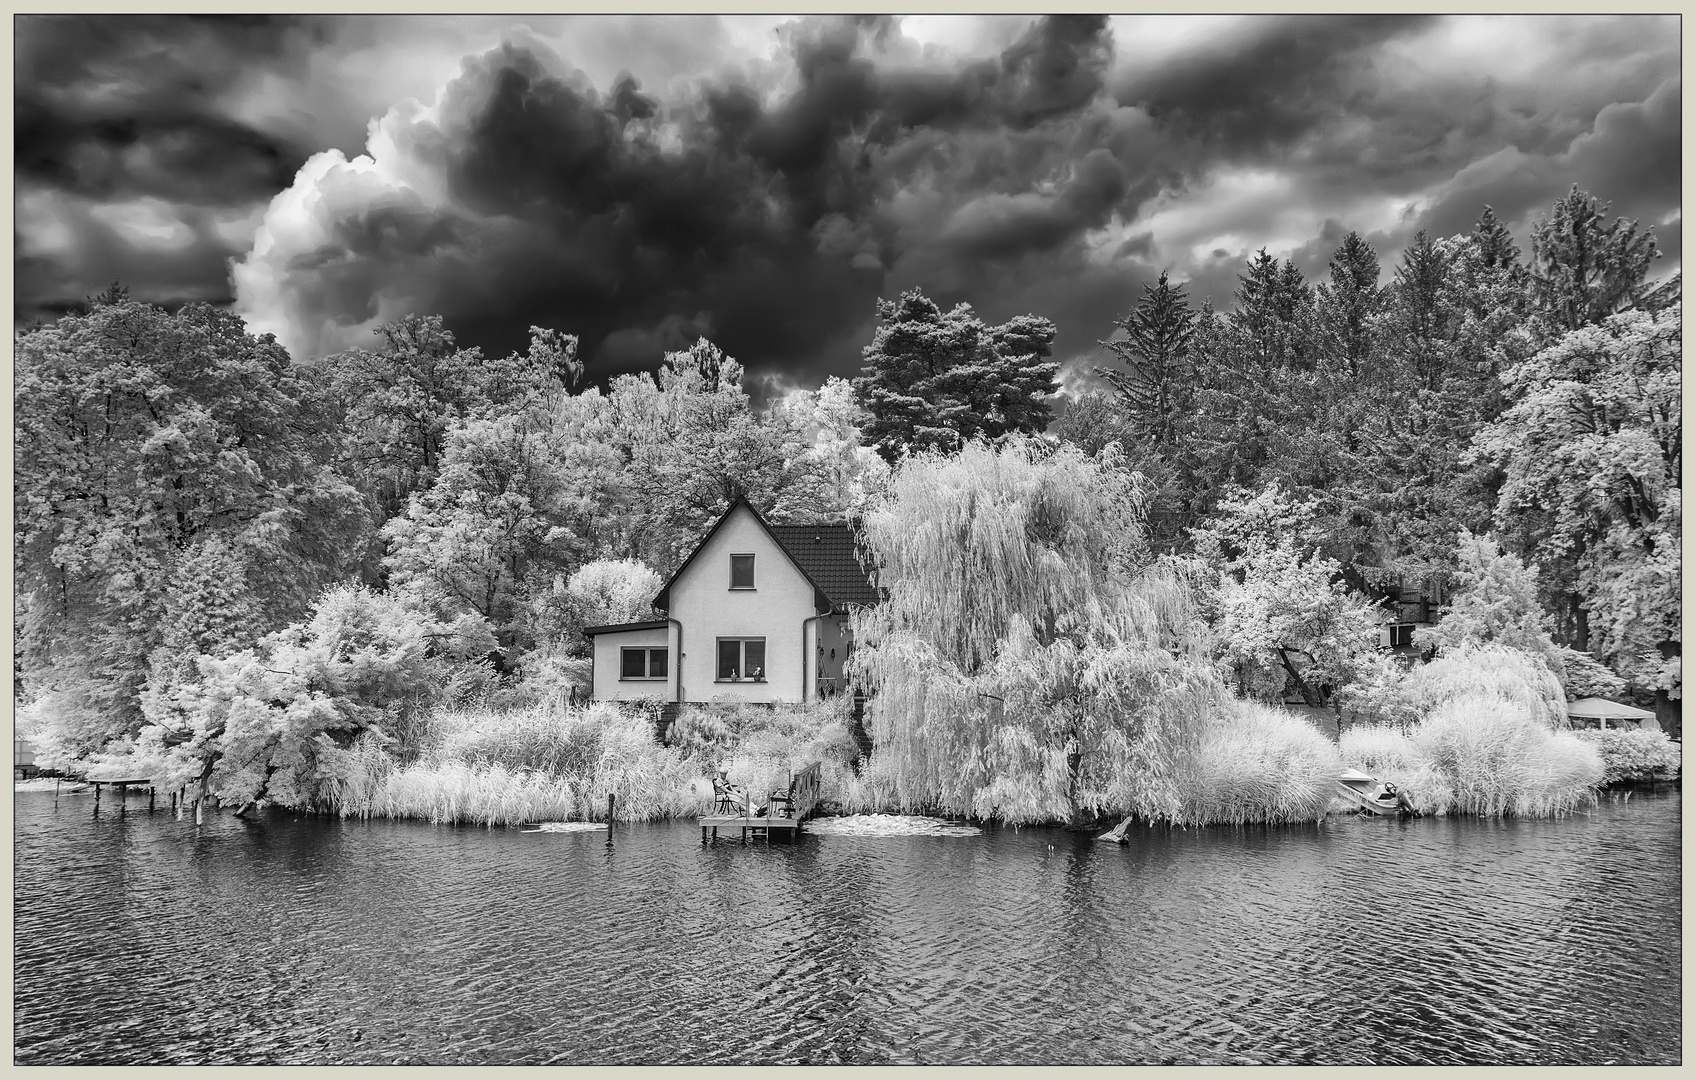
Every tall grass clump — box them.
[322,700,706,827]
[1573,727,1681,784]
[1407,694,1602,816]
[1155,702,1342,825]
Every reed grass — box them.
[1157,701,1343,825]
[1341,693,1604,817]
[319,699,708,826]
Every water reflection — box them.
[13,788,1681,1065]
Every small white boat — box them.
[1337,769,1411,816]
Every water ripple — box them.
[12,790,1682,1064]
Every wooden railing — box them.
[788,762,822,821]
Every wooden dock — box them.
[84,776,157,812]
[700,762,821,844]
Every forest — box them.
[13,185,1682,826]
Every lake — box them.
[12,787,1681,1065]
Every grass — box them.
[1159,701,1342,826]
[319,701,707,827]
[1340,692,1604,817]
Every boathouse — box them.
[583,499,879,707]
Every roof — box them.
[1567,697,1656,720]
[652,497,880,614]
[766,523,880,608]
[582,619,670,636]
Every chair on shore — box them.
[712,775,748,816]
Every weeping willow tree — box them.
[847,438,1223,825]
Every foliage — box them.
[849,438,1220,825]
[1333,651,1421,730]
[1474,305,1681,729]
[382,410,601,645]
[1098,272,1197,447]
[1529,186,1661,336]
[1192,483,1384,707]
[1414,530,1570,690]
[92,584,497,811]
[854,289,1059,461]
[1341,695,1605,819]
[1049,390,1135,458]
[324,316,572,528]
[610,340,852,570]
[564,559,663,628]
[1156,702,1342,826]
[1406,694,1603,817]
[13,299,364,750]
[769,376,892,517]
[1556,646,1626,700]
[1573,727,1682,784]
[1405,643,1568,729]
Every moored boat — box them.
[1337,769,1412,816]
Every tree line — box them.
[14,184,1682,783]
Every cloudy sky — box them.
[14,14,1682,394]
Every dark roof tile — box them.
[767,523,880,608]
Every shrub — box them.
[1154,702,1342,826]
[1575,727,1682,784]
[1406,643,1567,728]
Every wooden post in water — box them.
[606,793,615,838]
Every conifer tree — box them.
[1530,185,1660,336]
[853,289,1058,462]
[1098,271,1197,447]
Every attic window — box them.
[730,554,755,589]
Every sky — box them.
[13,14,1683,397]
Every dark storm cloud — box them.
[234,16,1151,382]
[14,15,332,317]
[18,14,1684,392]
[15,15,327,200]
[1113,15,1435,161]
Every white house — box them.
[584,499,879,706]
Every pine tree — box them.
[853,289,1058,462]
[1098,272,1197,447]
[1530,185,1660,336]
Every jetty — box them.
[83,776,157,812]
[700,762,822,843]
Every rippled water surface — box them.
[14,788,1681,1064]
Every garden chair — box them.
[712,774,748,816]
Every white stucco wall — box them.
[590,624,675,702]
[668,505,818,703]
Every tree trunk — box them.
[1278,649,1320,707]
[1655,639,1681,739]
[1568,592,1590,653]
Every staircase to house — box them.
[848,694,872,767]
[655,702,683,744]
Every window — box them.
[730,554,755,589]
[620,648,668,680]
[1379,624,1415,648]
[717,637,766,681]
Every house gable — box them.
[654,498,830,614]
